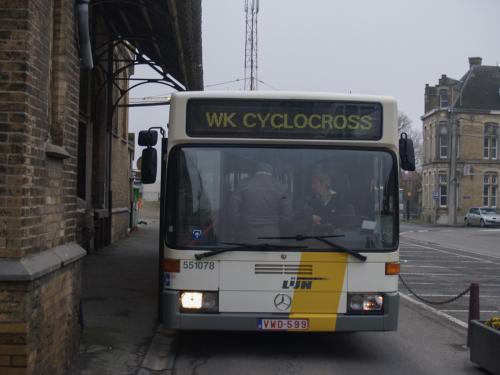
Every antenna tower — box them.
[244,0,259,90]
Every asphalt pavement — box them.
[401,221,500,259]
[399,222,500,328]
[69,216,493,374]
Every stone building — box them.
[0,0,202,373]
[421,57,500,223]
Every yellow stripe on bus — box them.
[289,252,348,331]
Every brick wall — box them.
[0,0,79,258]
[0,0,84,373]
[111,134,133,242]
[111,133,132,211]
[110,49,134,243]
[111,211,130,242]
[0,264,81,374]
[0,0,32,259]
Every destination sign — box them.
[186,99,382,140]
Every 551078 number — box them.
[182,260,215,271]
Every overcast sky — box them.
[130,0,500,165]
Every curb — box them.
[138,325,177,374]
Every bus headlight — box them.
[180,291,218,313]
[348,293,384,313]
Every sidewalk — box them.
[73,202,160,375]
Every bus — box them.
[139,91,415,332]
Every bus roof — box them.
[172,90,396,103]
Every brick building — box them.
[0,0,202,373]
[421,57,500,223]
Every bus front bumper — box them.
[161,291,399,332]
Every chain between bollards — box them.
[398,275,471,305]
[398,276,480,347]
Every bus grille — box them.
[254,264,313,275]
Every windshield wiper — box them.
[259,234,367,262]
[195,242,308,260]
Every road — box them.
[168,299,477,375]
[400,223,500,324]
[77,218,497,374]
[152,223,499,375]
[401,222,500,259]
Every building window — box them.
[422,173,426,209]
[425,126,429,162]
[430,173,434,208]
[439,89,449,108]
[439,172,447,207]
[483,172,498,207]
[422,126,427,163]
[484,123,498,160]
[438,121,448,159]
[424,125,430,163]
[429,123,435,161]
[428,173,432,208]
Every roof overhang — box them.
[90,0,203,90]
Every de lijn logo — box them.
[282,276,325,290]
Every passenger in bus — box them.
[305,173,355,227]
[230,162,292,242]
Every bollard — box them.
[466,283,480,347]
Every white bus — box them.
[139,91,415,332]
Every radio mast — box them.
[244,0,259,90]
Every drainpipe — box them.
[77,0,93,69]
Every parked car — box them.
[465,207,500,227]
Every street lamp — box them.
[448,108,458,225]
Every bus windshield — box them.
[166,146,398,251]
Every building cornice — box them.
[422,108,500,121]
[0,243,86,282]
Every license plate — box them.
[258,318,309,331]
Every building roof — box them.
[457,65,500,111]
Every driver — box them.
[305,173,354,226]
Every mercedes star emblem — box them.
[274,294,292,311]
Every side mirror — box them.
[141,147,157,183]
[399,133,416,171]
[138,130,158,147]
